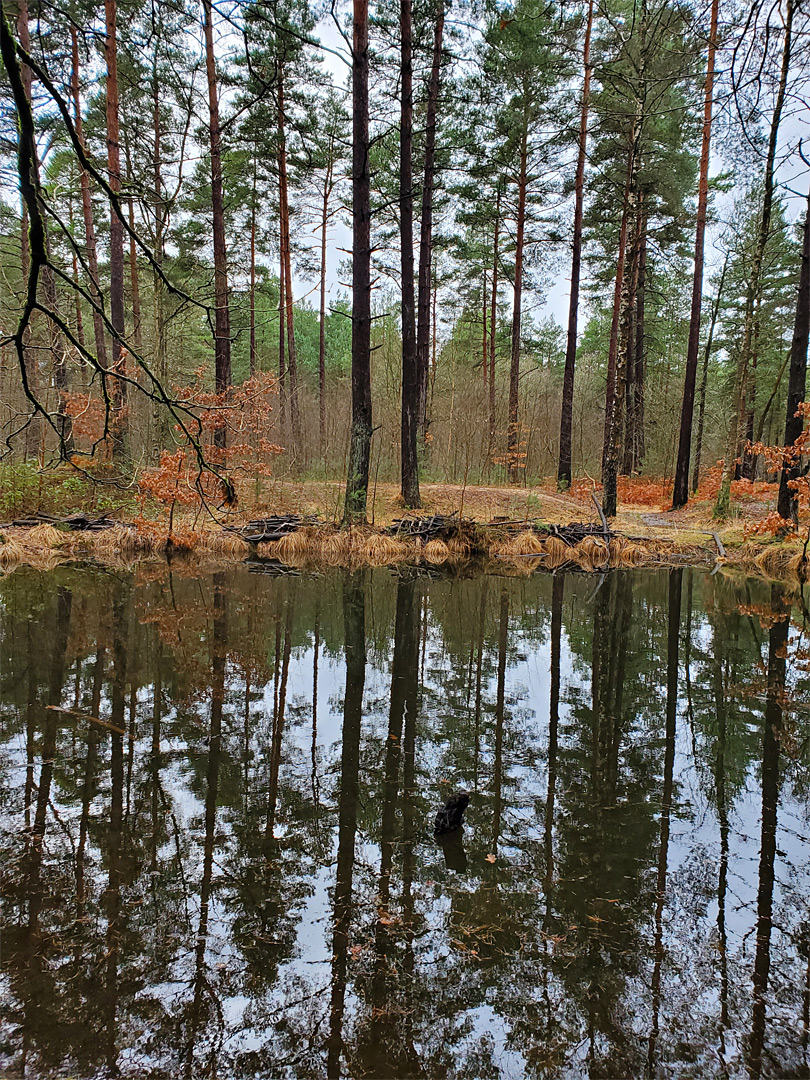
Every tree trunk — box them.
[343,0,373,524]
[692,254,727,492]
[151,64,167,460]
[127,196,142,349]
[508,131,528,485]
[400,0,420,506]
[250,154,257,378]
[602,136,636,480]
[278,224,287,431]
[105,0,127,459]
[482,270,488,389]
[672,0,720,507]
[777,187,810,524]
[622,301,636,475]
[557,0,593,490]
[278,71,302,452]
[319,146,333,455]
[715,0,795,517]
[202,0,231,449]
[71,26,108,372]
[416,0,445,438]
[489,182,500,463]
[633,215,647,468]
[603,109,643,518]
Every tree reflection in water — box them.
[1,565,809,1078]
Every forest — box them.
[0,0,809,527]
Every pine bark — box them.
[557,0,593,490]
[72,25,107,367]
[672,0,720,507]
[489,183,500,461]
[202,0,232,446]
[343,0,373,524]
[151,64,167,460]
[250,156,257,377]
[319,146,333,455]
[416,0,445,437]
[278,72,302,451]
[602,139,635,479]
[777,187,810,524]
[105,0,127,457]
[400,0,421,507]
[692,255,727,492]
[278,225,287,430]
[508,131,528,485]
[603,108,643,518]
[633,217,647,467]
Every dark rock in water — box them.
[434,790,470,835]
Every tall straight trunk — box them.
[742,310,760,479]
[249,155,257,377]
[17,0,40,462]
[557,0,594,490]
[672,0,720,507]
[18,0,30,279]
[777,187,810,524]
[278,225,287,430]
[400,0,420,507]
[603,110,643,518]
[319,148,333,455]
[508,130,528,485]
[692,255,727,492]
[715,0,795,517]
[343,0,373,524]
[633,215,647,468]
[126,196,142,349]
[71,26,107,370]
[278,72,301,451]
[602,134,636,478]
[105,0,127,457]
[70,206,86,351]
[482,271,488,389]
[489,183,499,461]
[202,0,231,427]
[622,301,636,475]
[416,0,445,437]
[151,65,167,459]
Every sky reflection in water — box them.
[1,564,809,1079]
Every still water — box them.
[0,563,809,1079]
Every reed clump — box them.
[26,523,68,548]
[364,533,409,565]
[424,538,451,565]
[0,534,26,565]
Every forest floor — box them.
[1,475,805,579]
[240,475,777,548]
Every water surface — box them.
[1,563,809,1078]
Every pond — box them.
[0,563,809,1079]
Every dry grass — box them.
[0,536,26,565]
[26,523,68,548]
[424,538,451,565]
